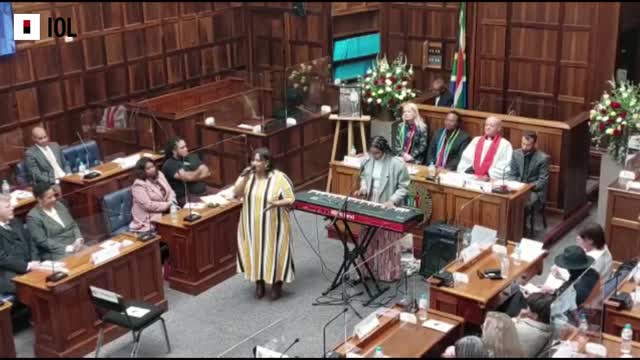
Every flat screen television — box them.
[0,2,15,57]
[332,32,380,82]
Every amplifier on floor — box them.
[419,222,460,278]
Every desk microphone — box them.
[138,213,156,242]
[492,164,510,194]
[323,308,348,358]
[181,158,202,223]
[76,132,100,179]
[279,338,300,358]
[45,253,68,283]
[126,103,170,155]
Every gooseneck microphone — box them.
[181,157,202,223]
[279,338,300,358]
[45,252,68,283]
[76,132,100,179]
[125,103,170,155]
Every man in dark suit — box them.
[431,78,454,107]
[427,111,470,170]
[0,195,39,296]
[24,126,68,187]
[508,131,550,211]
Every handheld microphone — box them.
[279,338,300,358]
[240,165,255,178]
[76,132,100,179]
[323,308,349,358]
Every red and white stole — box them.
[473,135,502,176]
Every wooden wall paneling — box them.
[64,77,85,110]
[15,87,40,122]
[106,66,128,101]
[0,91,16,128]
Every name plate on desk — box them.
[91,247,120,265]
[354,313,380,340]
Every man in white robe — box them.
[456,116,513,181]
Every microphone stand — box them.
[137,212,156,242]
[126,103,170,155]
[323,308,348,358]
[492,163,510,194]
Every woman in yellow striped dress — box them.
[233,148,295,300]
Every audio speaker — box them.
[293,2,306,16]
[419,222,460,278]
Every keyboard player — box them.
[352,136,410,282]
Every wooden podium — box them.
[326,114,370,192]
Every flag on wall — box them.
[450,2,467,109]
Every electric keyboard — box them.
[293,190,424,233]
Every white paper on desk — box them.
[439,172,466,187]
[513,238,544,262]
[11,189,33,199]
[543,273,566,290]
[520,283,542,296]
[100,240,122,249]
[125,306,150,318]
[461,245,482,264]
[399,312,417,324]
[354,313,380,339]
[237,123,255,130]
[200,194,229,206]
[494,179,526,191]
[184,202,207,210]
[218,187,236,200]
[422,319,455,333]
[407,165,419,175]
[471,225,497,249]
[35,261,69,273]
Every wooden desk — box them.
[154,200,242,295]
[60,151,163,240]
[334,308,463,358]
[416,105,590,219]
[605,180,640,261]
[12,233,165,358]
[198,106,340,190]
[428,242,546,327]
[0,301,16,357]
[604,277,640,341]
[599,333,640,357]
[330,161,533,255]
[13,189,35,219]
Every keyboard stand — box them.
[320,220,389,307]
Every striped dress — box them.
[237,170,295,284]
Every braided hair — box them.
[165,137,184,159]
[369,135,393,155]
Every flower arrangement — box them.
[288,63,314,95]
[589,80,640,164]
[362,53,417,117]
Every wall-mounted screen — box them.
[0,2,15,57]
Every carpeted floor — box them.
[13,205,597,358]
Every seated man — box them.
[508,131,549,211]
[457,116,513,181]
[427,110,471,170]
[502,245,600,317]
[431,78,454,107]
[162,137,212,205]
[0,195,39,298]
[27,182,84,261]
[513,293,554,358]
[24,126,68,186]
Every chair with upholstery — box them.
[14,159,30,187]
[62,140,102,173]
[89,286,171,358]
[101,187,133,237]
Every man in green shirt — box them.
[162,137,212,205]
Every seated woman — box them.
[575,222,613,280]
[130,157,176,233]
[27,182,84,261]
[442,336,491,358]
[393,102,428,164]
[482,311,525,358]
